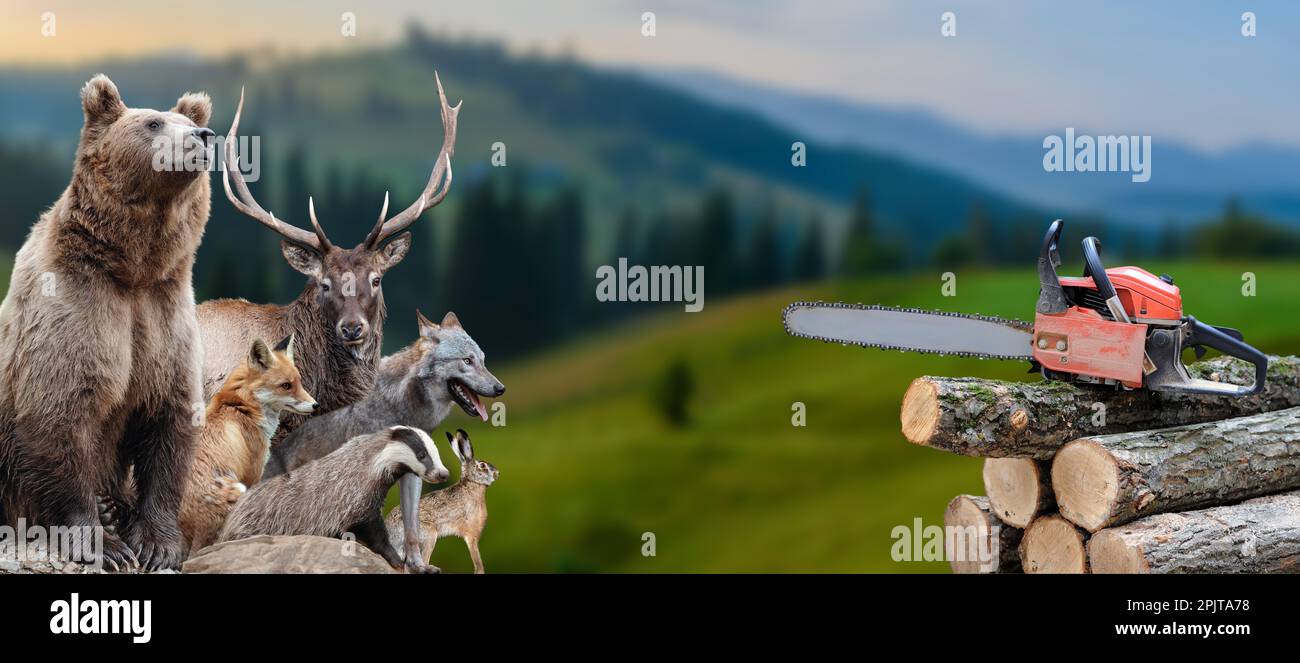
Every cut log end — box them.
[983,458,1051,528]
[1087,530,1148,574]
[900,378,940,445]
[1020,515,1089,573]
[1051,439,1120,532]
[943,495,1019,574]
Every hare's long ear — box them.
[456,429,474,460]
[447,431,464,462]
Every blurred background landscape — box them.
[1,2,1298,571]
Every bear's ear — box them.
[280,241,323,279]
[81,74,126,129]
[171,91,211,127]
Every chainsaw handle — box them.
[1186,316,1268,396]
[1080,236,1117,300]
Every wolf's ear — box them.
[171,91,211,127]
[376,232,412,273]
[281,241,322,279]
[249,339,274,371]
[81,74,126,130]
[440,311,462,329]
[416,309,439,340]
[273,334,295,361]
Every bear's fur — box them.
[0,75,214,570]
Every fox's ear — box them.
[171,91,211,127]
[249,339,273,371]
[416,309,439,340]
[440,311,462,329]
[273,334,295,361]
[81,74,126,130]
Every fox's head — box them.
[413,311,505,422]
[247,336,317,416]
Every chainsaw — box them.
[784,219,1267,396]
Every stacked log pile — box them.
[929,356,1300,574]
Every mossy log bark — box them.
[1052,407,1300,532]
[900,356,1300,459]
[942,495,1022,574]
[1089,491,1300,574]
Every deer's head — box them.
[221,75,460,350]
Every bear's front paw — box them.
[127,524,183,571]
[92,531,139,572]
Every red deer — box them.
[197,75,459,442]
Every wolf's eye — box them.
[148,121,161,130]
[463,358,473,366]
[280,382,292,390]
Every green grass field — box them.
[423,262,1300,573]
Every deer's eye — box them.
[320,282,331,292]
[371,277,381,288]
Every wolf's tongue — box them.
[470,391,488,421]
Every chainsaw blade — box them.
[783,301,1035,361]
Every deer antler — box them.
[223,87,325,251]
[364,72,460,248]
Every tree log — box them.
[983,458,1054,528]
[1053,407,1300,532]
[1019,514,1089,573]
[1089,491,1300,573]
[900,356,1300,459]
[942,495,1022,574]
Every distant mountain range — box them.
[0,31,1045,258]
[648,67,1300,227]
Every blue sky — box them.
[4,1,1297,150]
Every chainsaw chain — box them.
[782,300,1035,361]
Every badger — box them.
[217,425,448,571]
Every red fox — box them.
[179,336,316,554]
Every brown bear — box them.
[0,75,214,570]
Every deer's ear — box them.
[376,232,411,272]
[281,241,322,279]
[81,74,126,131]
[171,91,211,126]
[248,339,273,371]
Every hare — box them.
[386,429,498,573]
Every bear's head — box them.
[77,74,215,199]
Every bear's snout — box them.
[191,127,216,145]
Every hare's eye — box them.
[479,462,487,470]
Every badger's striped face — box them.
[371,426,449,484]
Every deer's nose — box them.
[338,320,367,341]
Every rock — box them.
[182,535,399,574]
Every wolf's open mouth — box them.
[448,378,488,421]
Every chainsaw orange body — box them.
[1030,220,1266,396]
